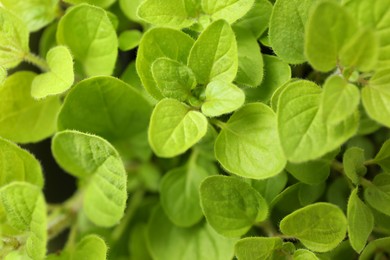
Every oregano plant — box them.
[1,0,390,259]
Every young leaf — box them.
[136,27,194,99]
[52,130,127,227]
[70,235,108,259]
[343,147,366,185]
[364,173,390,216]
[147,206,237,260]
[0,72,61,143]
[188,20,238,85]
[305,1,357,72]
[359,237,390,260]
[320,75,360,125]
[0,182,47,260]
[201,80,245,117]
[373,139,390,172]
[57,4,118,76]
[151,58,196,101]
[31,45,74,99]
[293,249,319,260]
[215,103,286,179]
[269,0,315,64]
[57,76,152,161]
[118,30,142,51]
[0,137,43,188]
[119,0,144,22]
[201,0,255,24]
[362,68,390,128]
[148,99,208,157]
[234,237,283,260]
[0,8,29,69]
[1,0,58,32]
[280,202,347,252]
[63,0,116,8]
[347,188,374,253]
[200,176,269,237]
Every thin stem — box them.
[23,52,49,72]
[360,178,374,188]
[209,118,226,129]
[364,159,376,166]
[258,219,279,237]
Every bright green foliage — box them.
[118,30,142,51]
[136,27,194,99]
[0,137,43,188]
[52,130,127,227]
[373,139,390,172]
[293,249,318,260]
[234,237,284,260]
[0,8,29,69]
[280,203,347,252]
[343,147,366,185]
[148,99,208,157]
[151,58,196,101]
[305,1,357,72]
[347,188,374,253]
[201,0,255,24]
[0,0,58,32]
[64,0,116,8]
[0,67,6,83]
[147,206,237,260]
[364,173,390,216]
[119,0,143,22]
[188,20,237,85]
[269,0,314,64]
[362,69,390,128]
[202,80,245,117]
[0,72,61,143]
[215,103,286,179]
[57,4,118,76]
[31,45,74,99]
[320,75,360,125]
[200,176,268,237]
[0,182,47,260]
[359,237,390,260]
[160,152,209,227]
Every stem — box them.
[258,219,279,237]
[23,52,49,72]
[360,178,374,188]
[364,159,376,166]
[209,118,226,129]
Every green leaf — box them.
[347,188,374,253]
[277,80,359,162]
[280,202,347,252]
[188,20,237,85]
[234,237,284,260]
[269,0,315,64]
[286,160,330,185]
[251,171,288,203]
[304,1,357,72]
[151,58,196,101]
[359,237,390,260]
[201,80,245,117]
[362,69,390,128]
[148,99,208,157]
[136,27,194,99]
[320,75,360,125]
[373,139,390,172]
[57,4,118,76]
[58,76,152,161]
[147,206,237,260]
[118,30,142,52]
[201,0,255,24]
[39,22,58,57]
[0,66,6,84]
[52,130,127,227]
[0,182,47,260]
[160,153,209,227]
[119,0,144,22]
[0,71,61,143]
[298,183,326,206]
[0,8,29,69]
[31,45,74,99]
[200,176,268,237]
[343,147,366,185]
[215,103,286,179]
[63,0,116,8]
[364,173,390,216]
[137,0,195,29]
[234,27,264,88]
[0,137,43,188]
[0,0,58,32]
[293,249,319,260]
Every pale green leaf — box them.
[148,99,208,157]
[0,8,29,69]
[293,249,319,260]
[343,147,366,185]
[280,202,347,252]
[0,66,6,84]
[364,173,390,216]
[119,0,143,22]
[52,130,127,227]
[359,237,390,260]
[235,237,283,260]
[201,0,255,24]
[147,206,237,260]
[63,0,116,8]
[136,27,194,99]
[347,188,374,253]
[31,45,74,99]
[118,30,142,51]
[215,103,286,179]
[57,4,118,76]
[72,235,107,259]
[0,72,61,143]
[373,139,390,172]
[188,20,237,85]
[201,80,245,117]
[200,176,268,237]
[151,58,196,101]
